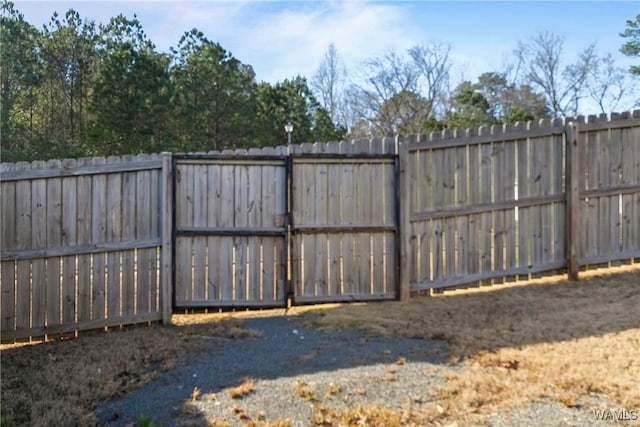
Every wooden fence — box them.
[399,112,640,291]
[290,140,398,303]
[0,154,169,341]
[173,148,288,308]
[1,111,639,341]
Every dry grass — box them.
[228,378,255,399]
[301,265,640,425]
[0,315,260,427]
[2,266,638,426]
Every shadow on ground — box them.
[96,267,640,426]
[95,315,449,426]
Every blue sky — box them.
[13,1,640,110]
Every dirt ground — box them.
[1,264,638,426]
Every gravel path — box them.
[95,315,626,427]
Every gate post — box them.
[161,152,174,324]
[398,140,411,300]
[566,123,580,280]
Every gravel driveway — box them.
[95,315,621,427]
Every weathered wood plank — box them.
[174,237,191,305]
[75,158,93,322]
[61,171,78,328]
[106,159,122,317]
[551,132,565,267]
[385,141,397,295]
[1,167,16,332]
[340,141,355,294]
[159,153,171,325]
[121,170,136,317]
[412,260,567,291]
[30,163,47,332]
[314,151,329,297]
[246,157,262,302]
[467,144,480,275]
[192,164,207,302]
[206,162,221,302]
[326,142,342,296]
[0,159,162,182]
[517,138,529,273]
[586,130,600,261]
[598,129,612,261]
[218,164,234,301]
[300,145,316,297]
[540,136,553,266]
[91,157,107,321]
[398,141,412,299]
[418,149,431,283]
[504,138,517,273]
[135,169,151,313]
[493,141,505,276]
[355,139,371,295]
[2,311,163,342]
[260,159,275,301]
[621,126,639,253]
[233,161,248,301]
[610,123,623,257]
[15,162,33,333]
[480,141,492,280]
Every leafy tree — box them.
[475,72,549,123]
[620,14,640,75]
[377,90,431,137]
[38,8,98,157]
[170,29,258,151]
[0,1,42,160]
[88,14,171,155]
[255,76,343,146]
[444,81,495,129]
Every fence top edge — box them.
[2,110,638,168]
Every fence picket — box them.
[91,157,107,321]
[31,162,47,332]
[45,160,63,330]
[76,158,92,322]
[1,163,16,333]
[15,162,32,333]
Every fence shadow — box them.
[95,313,449,426]
[95,266,639,426]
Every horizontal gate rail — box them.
[292,225,396,234]
[176,227,286,236]
[174,153,286,162]
[292,153,396,163]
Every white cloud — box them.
[176,1,422,83]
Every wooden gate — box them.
[173,152,288,308]
[172,144,399,309]
[290,143,398,303]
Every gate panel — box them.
[174,154,287,308]
[291,145,398,303]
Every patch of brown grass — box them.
[310,403,446,427]
[301,266,640,423]
[228,378,255,399]
[0,316,260,427]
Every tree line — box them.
[1,2,638,162]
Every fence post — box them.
[566,123,580,280]
[398,140,411,300]
[161,152,174,324]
